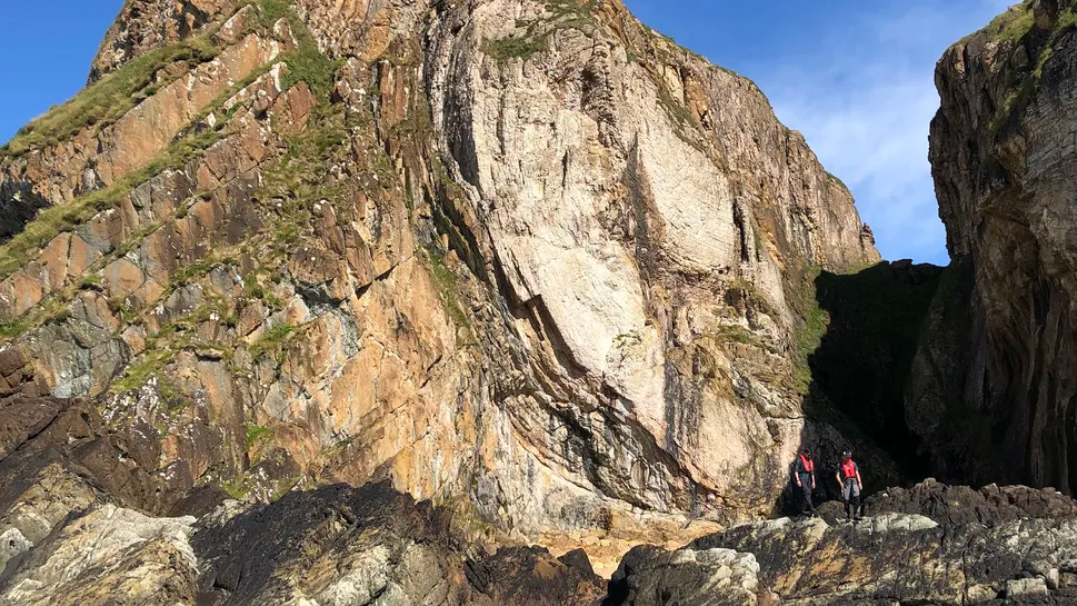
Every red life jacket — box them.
[841,459,857,479]
[799,454,814,473]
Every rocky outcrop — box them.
[190,482,611,605]
[89,0,239,82]
[5,476,1077,605]
[1,505,200,606]
[612,496,1077,605]
[916,0,1077,493]
[0,395,205,605]
[0,480,607,606]
[863,479,1077,527]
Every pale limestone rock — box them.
[0,505,199,606]
[1007,577,1049,598]
[861,513,939,534]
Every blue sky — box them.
[0,1,1013,264]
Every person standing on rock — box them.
[793,449,816,516]
[836,451,863,522]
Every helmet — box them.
[841,451,852,459]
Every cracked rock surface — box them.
[0,0,882,556]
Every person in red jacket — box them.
[793,449,816,516]
[835,451,863,522]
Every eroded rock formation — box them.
[623,514,1077,605]
[4,474,1077,605]
[914,0,1077,493]
[0,0,882,556]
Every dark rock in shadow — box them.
[192,481,605,605]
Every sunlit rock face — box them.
[0,0,880,549]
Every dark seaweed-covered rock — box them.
[813,480,1077,528]
[605,543,760,606]
[864,480,1077,527]
[609,511,1077,606]
[192,481,605,606]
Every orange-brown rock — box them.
[0,1,884,591]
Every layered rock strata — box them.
[0,0,880,552]
[917,0,1077,493]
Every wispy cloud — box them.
[755,0,1014,264]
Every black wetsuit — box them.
[794,456,815,515]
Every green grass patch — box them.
[0,126,224,283]
[250,323,298,360]
[826,171,850,192]
[280,43,340,100]
[424,248,471,338]
[244,423,276,449]
[243,271,285,309]
[0,318,28,339]
[250,0,291,25]
[545,0,599,29]
[988,9,1077,133]
[250,101,348,268]
[110,349,174,394]
[481,0,599,63]
[483,36,549,62]
[3,38,220,158]
[786,266,829,395]
[245,0,340,99]
[714,324,756,346]
[170,255,221,289]
[978,5,1036,44]
[220,474,252,500]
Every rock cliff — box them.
[0,0,881,561]
[20,0,1077,602]
[915,0,1077,493]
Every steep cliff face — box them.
[919,0,1077,493]
[0,0,880,572]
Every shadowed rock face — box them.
[803,261,945,490]
[192,482,607,606]
[916,0,1077,494]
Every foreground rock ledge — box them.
[3,480,1077,605]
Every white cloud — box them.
[755,0,1015,264]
